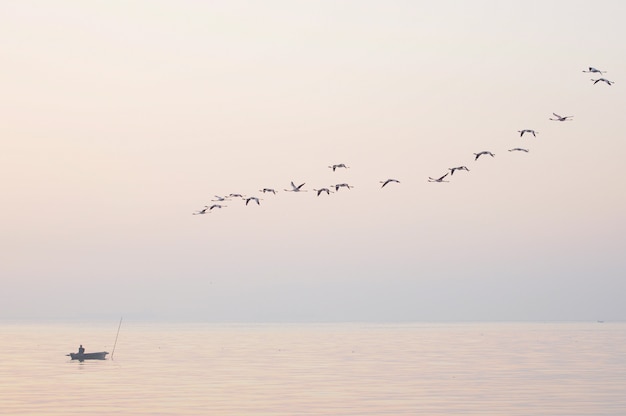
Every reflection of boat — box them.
[67,352,109,361]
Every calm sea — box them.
[0,322,624,415]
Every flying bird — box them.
[428,173,450,183]
[245,197,262,205]
[448,166,469,175]
[591,78,614,85]
[508,148,529,152]
[518,129,538,137]
[333,183,354,191]
[380,179,400,188]
[474,151,495,160]
[583,67,606,74]
[192,206,209,215]
[313,188,333,196]
[209,204,226,210]
[229,193,245,199]
[211,195,231,202]
[328,163,350,171]
[259,188,277,194]
[550,113,573,121]
[284,181,307,192]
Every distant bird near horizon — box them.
[518,129,538,137]
[583,67,606,74]
[192,206,209,215]
[284,181,307,192]
[474,151,495,160]
[245,197,262,205]
[550,113,573,121]
[333,183,354,191]
[428,173,450,183]
[448,166,469,175]
[259,188,277,194]
[380,179,400,188]
[328,163,350,171]
[591,78,614,86]
[509,148,529,152]
[313,188,333,196]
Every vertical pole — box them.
[111,317,123,360]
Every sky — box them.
[2,0,626,322]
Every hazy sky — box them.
[2,0,625,322]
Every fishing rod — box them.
[110,317,123,360]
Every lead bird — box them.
[550,113,573,121]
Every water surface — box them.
[1,322,624,415]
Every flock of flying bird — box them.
[193,66,613,215]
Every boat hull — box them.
[68,352,109,361]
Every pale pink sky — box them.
[2,0,625,321]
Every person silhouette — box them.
[78,345,85,354]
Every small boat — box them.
[67,351,109,361]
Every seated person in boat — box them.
[78,345,85,354]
